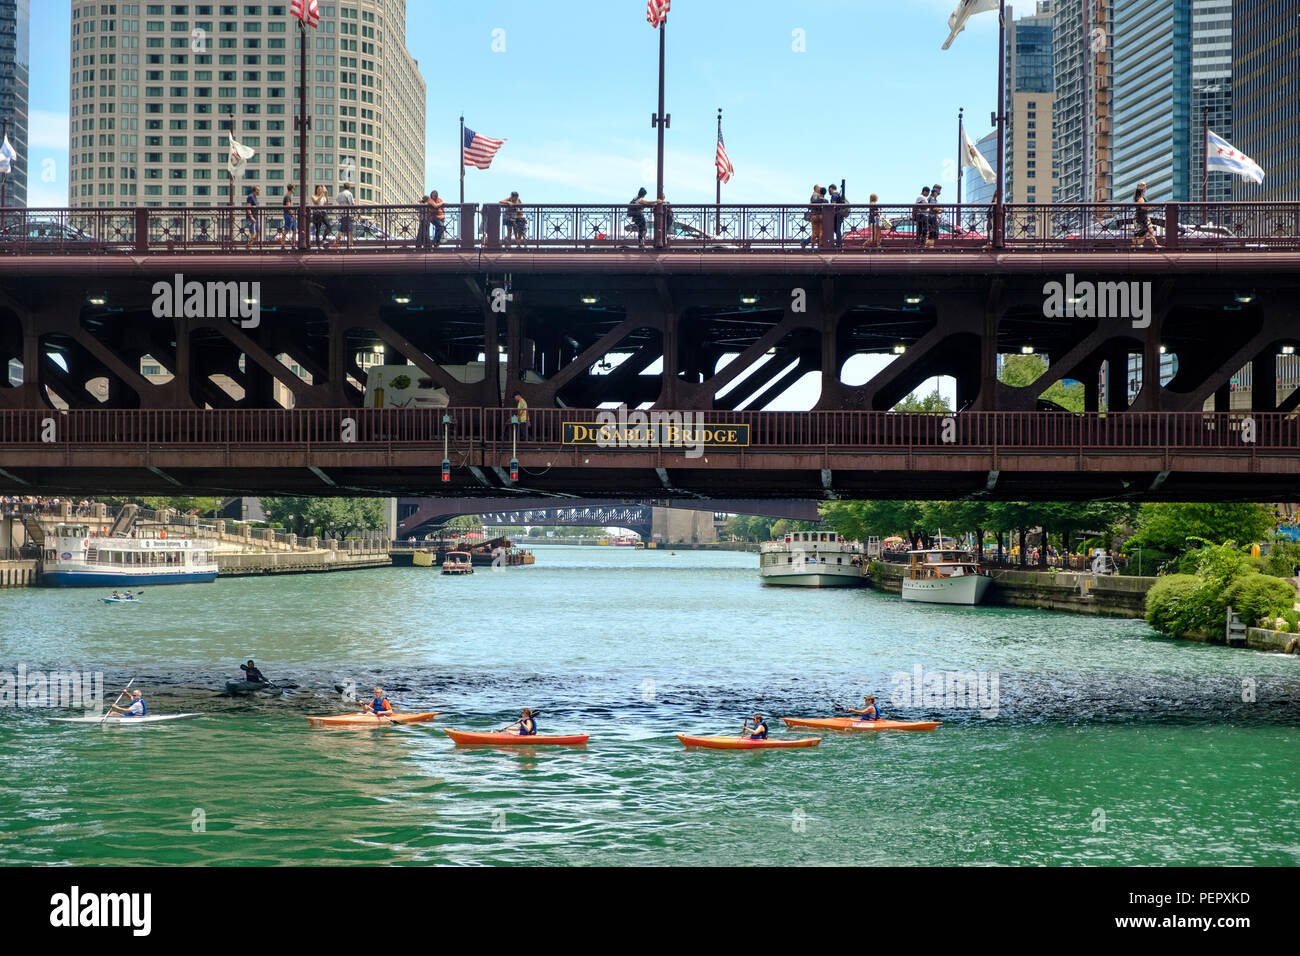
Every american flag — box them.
[463,127,506,170]
[716,129,733,184]
[647,0,670,28]
[290,0,320,28]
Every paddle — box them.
[100,677,135,726]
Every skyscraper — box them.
[0,0,30,207]
[1190,0,1233,204]
[1111,0,1191,202]
[1005,2,1058,204]
[68,1,426,208]
[1052,0,1112,203]
[1231,0,1300,201]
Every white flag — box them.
[0,136,16,176]
[1206,130,1265,185]
[943,0,1001,50]
[227,132,255,176]
[962,126,996,185]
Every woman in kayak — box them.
[110,689,147,718]
[844,695,882,721]
[745,713,769,740]
[504,708,537,736]
[240,660,267,683]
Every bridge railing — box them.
[5,203,1299,255]
[4,407,1288,449]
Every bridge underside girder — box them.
[2,252,1299,415]
[1,447,1297,502]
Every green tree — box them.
[260,497,387,538]
[999,354,1085,412]
[1126,503,1276,566]
[892,389,951,412]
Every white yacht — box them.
[42,524,218,587]
[759,531,863,587]
[900,548,992,605]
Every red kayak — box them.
[676,734,821,750]
[781,717,941,732]
[305,711,439,727]
[444,729,589,746]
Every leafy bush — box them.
[1223,572,1297,628]
[1284,610,1300,634]
[1145,574,1210,637]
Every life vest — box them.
[519,717,537,736]
[749,721,768,740]
[370,696,390,713]
[126,697,146,716]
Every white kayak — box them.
[47,713,202,725]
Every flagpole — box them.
[652,14,669,249]
[956,107,964,231]
[297,20,310,251]
[459,116,465,206]
[993,0,1006,248]
[715,108,722,236]
[0,117,7,211]
[1201,103,1209,208]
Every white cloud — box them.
[27,110,70,150]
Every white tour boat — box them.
[900,548,992,605]
[42,524,218,587]
[759,531,863,587]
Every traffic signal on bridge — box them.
[509,458,519,482]
[441,458,451,482]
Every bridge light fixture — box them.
[903,294,924,305]
[441,458,451,482]
[373,344,385,354]
[87,294,106,306]
[1159,345,1167,354]
[1234,292,1256,304]
[1021,345,1035,355]
[1282,345,1297,356]
[893,344,907,355]
[740,295,759,305]
[580,296,599,305]
[392,294,411,304]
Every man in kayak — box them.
[501,708,537,736]
[844,695,882,721]
[240,660,267,683]
[110,689,147,718]
[744,713,769,740]
[364,686,394,716]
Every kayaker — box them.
[365,686,394,715]
[110,590,121,599]
[844,695,882,721]
[240,660,267,683]
[110,689,147,718]
[502,708,538,736]
[744,713,769,740]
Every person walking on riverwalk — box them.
[244,186,261,251]
[310,185,331,248]
[513,391,529,441]
[1132,181,1159,250]
[336,182,356,251]
[913,186,930,250]
[627,187,659,249]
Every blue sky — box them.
[26,0,1006,207]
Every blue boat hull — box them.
[43,570,218,588]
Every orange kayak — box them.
[676,734,821,750]
[444,729,589,746]
[305,711,440,727]
[781,717,941,732]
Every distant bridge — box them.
[396,497,820,540]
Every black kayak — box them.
[224,679,291,695]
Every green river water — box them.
[1,546,1297,866]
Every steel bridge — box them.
[394,496,821,540]
[1,201,1298,501]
